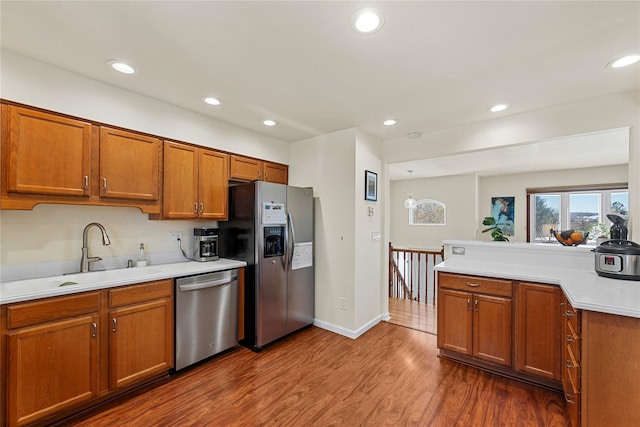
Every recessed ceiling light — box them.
[607,54,640,69]
[263,120,276,127]
[408,132,422,139]
[490,104,508,113]
[352,9,384,34]
[383,119,397,126]
[107,60,135,74]
[203,97,221,106]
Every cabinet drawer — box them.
[565,318,580,361]
[438,272,512,297]
[109,279,173,308]
[563,299,581,334]
[6,292,100,329]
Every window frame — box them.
[526,183,628,244]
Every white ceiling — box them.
[1,1,638,178]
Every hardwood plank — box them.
[387,296,436,334]
[63,322,568,426]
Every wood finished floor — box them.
[387,297,436,335]
[68,322,569,427]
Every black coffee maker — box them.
[607,214,628,240]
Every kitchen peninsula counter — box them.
[435,240,640,318]
[0,259,247,305]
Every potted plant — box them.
[482,216,510,241]
[589,222,610,245]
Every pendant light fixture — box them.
[404,170,417,209]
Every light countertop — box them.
[436,240,640,318]
[0,258,247,305]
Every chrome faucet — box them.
[80,222,111,273]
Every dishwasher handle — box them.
[178,275,237,292]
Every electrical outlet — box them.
[339,297,347,310]
[169,231,182,242]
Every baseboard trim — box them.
[313,314,384,340]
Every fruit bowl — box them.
[554,230,589,246]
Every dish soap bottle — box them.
[136,243,147,267]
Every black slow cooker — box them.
[593,240,640,281]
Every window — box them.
[528,186,628,244]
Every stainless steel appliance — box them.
[593,240,640,281]
[175,269,238,370]
[219,181,314,350]
[194,227,219,262]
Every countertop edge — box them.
[435,261,640,319]
[0,259,247,305]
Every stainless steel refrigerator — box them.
[219,181,314,350]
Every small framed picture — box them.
[365,170,377,201]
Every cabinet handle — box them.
[265,170,269,180]
[466,283,480,287]
[566,359,575,369]
[565,393,575,404]
[103,177,107,191]
[258,169,261,179]
[565,310,576,317]
[92,322,97,337]
[112,318,117,332]
[194,202,198,213]
[474,299,479,312]
[467,298,471,310]
[199,202,204,213]
[84,176,89,189]
[566,334,575,343]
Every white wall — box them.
[354,130,383,330]
[0,50,289,280]
[390,174,478,249]
[478,164,629,242]
[289,129,357,331]
[0,50,289,162]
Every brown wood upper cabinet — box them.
[99,127,161,201]
[162,141,228,220]
[2,104,92,198]
[229,154,288,184]
[1,104,161,213]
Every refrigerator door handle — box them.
[287,210,296,270]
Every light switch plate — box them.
[452,246,465,255]
[371,232,381,242]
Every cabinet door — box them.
[437,288,472,355]
[5,105,91,197]
[229,154,262,181]
[8,315,99,427]
[163,141,199,218]
[109,298,173,389]
[263,161,288,184]
[100,127,160,201]
[199,149,228,219]
[473,294,512,366]
[515,283,561,380]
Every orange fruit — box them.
[570,232,583,242]
[565,238,574,245]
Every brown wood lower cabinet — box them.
[437,272,562,390]
[0,280,174,427]
[437,273,512,368]
[515,282,562,383]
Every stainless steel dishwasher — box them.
[175,269,238,371]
